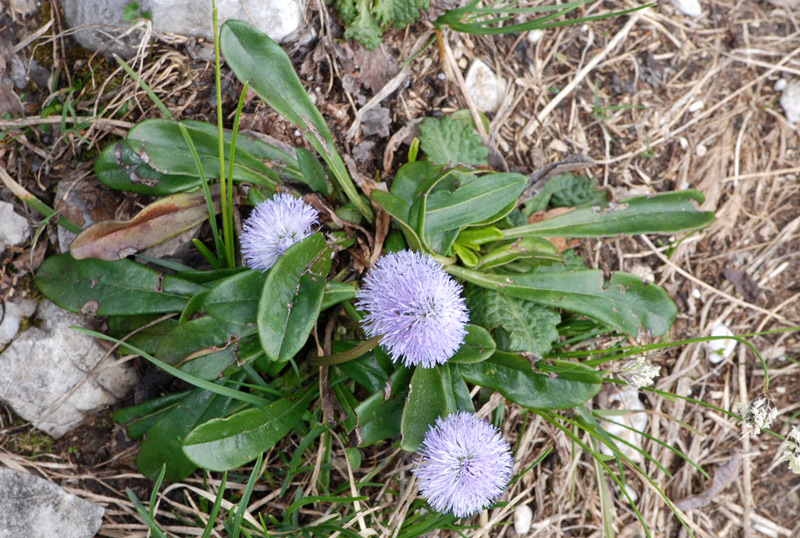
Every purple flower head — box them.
[241,193,318,271]
[413,412,514,518]
[356,250,469,368]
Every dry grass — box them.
[1,0,800,536]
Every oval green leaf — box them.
[448,324,496,364]
[400,365,457,451]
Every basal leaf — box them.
[183,388,316,471]
[203,269,267,325]
[450,266,677,337]
[418,116,488,167]
[507,191,715,239]
[374,0,429,26]
[459,352,601,410]
[448,324,496,364]
[465,286,561,356]
[524,173,607,215]
[355,366,411,446]
[424,173,527,234]
[257,233,327,362]
[70,187,220,261]
[401,365,457,451]
[36,254,206,315]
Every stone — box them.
[707,324,736,364]
[0,468,104,538]
[599,387,648,463]
[513,504,533,534]
[464,59,507,113]
[0,300,139,439]
[527,29,544,44]
[0,201,31,249]
[780,81,800,123]
[670,0,702,16]
[58,0,306,56]
[0,298,37,348]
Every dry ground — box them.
[1,0,799,536]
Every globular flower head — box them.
[615,358,661,389]
[241,193,318,271]
[356,250,468,368]
[735,395,778,438]
[413,412,514,518]
[779,426,800,474]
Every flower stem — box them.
[309,335,382,366]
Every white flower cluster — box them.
[615,358,661,389]
[735,395,777,439]
[780,427,800,475]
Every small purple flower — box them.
[356,250,468,368]
[414,412,514,518]
[240,193,318,271]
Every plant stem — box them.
[309,335,382,366]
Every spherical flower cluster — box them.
[413,412,514,518]
[356,250,469,368]
[240,193,319,271]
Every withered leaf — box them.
[70,186,221,261]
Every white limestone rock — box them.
[0,300,138,439]
[670,0,702,17]
[600,387,648,463]
[0,298,37,347]
[0,468,104,538]
[513,504,534,534]
[59,0,306,56]
[464,59,507,113]
[0,201,30,249]
[707,324,736,364]
[780,81,800,123]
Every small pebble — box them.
[695,144,708,157]
[707,325,736,364]
[437,72,446,81]
[464,59,506,112]
[527,29,544,44]
[688,100,704,112]
[679,137,689,150]
[670,0,702,17]
[780,81,800,123]
[622,483,639,504]
[514,504,533,534]
[775,78,788,92]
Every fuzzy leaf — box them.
[466,286,560,356]
[524,174,607,214]
[375,0,429,26]
[418,116,488,167]
[344,0,383,49]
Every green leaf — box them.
[36,253,205,315]
[449,324,496,364]
[96,120,290,195]
[344,0,383,49]
[334,343,393,393]
[355,367,411,446]
[374,0,429,26]
[507,191,715,239]
[459,352,601,409]
[183,388,316,471]
[107,315,179,356]
[203,269,267,325]
[390,161,443,205]
[477,237,562,271]
[370,190,424,251]
[296,148,330,195]
[450,265,677,337]
[424,173,527,234]
[220,20,373,222]
[258,233,327,362]
[401,365,457,451]
[321,281,358,311]
[524,173,607,214]
[418,116,488,167]
[138,385,243,481]
[466,286,560,356]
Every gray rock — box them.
[780,81,800,123]
[464,59,507,113]
[59,0,306,56]
[0,298,37,348]
[0,300,139,439]
[0,468,104,538]
[0,201,31,249]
